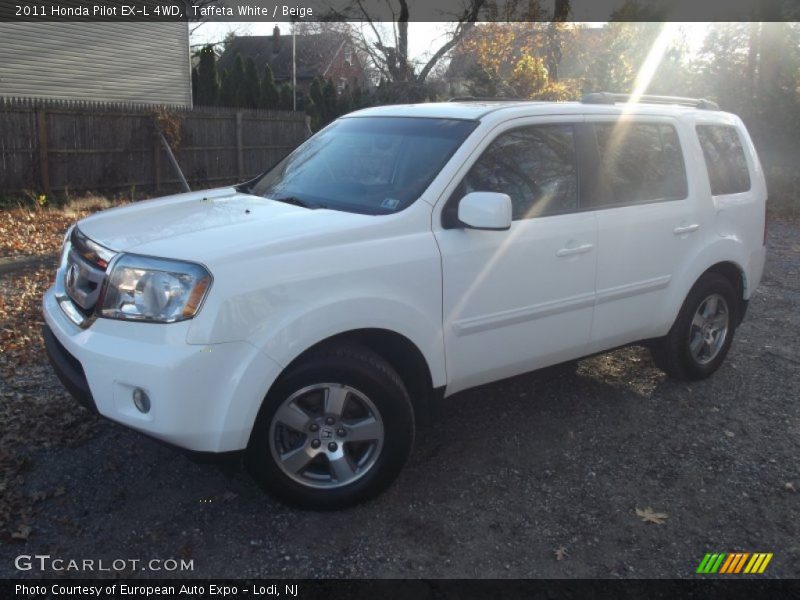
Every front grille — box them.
[64,228,115,313]
[64,251,106,312]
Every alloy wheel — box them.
[269,383,385,489]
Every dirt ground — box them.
[0,219,797,579]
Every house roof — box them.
[217,32,346,81]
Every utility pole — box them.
[292,19,297,111]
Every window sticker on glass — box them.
[381,198,400,210]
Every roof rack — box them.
[447,96,530,102]
[581,92,720,111]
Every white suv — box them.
[43,94,767,508]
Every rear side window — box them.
[593,122,688,206]
[457,124,579,220]
[696,125,751,195]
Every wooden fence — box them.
[0,98,311,198]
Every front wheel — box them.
[651,273,738,381]
[246,342,414,509]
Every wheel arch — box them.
[669,259,748,330]
[272,328,440,428]
[704,261,746,321]
[662,233,751,333]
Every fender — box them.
[209,296,445,452]
[657,234,748,336]
[247,296,447,389]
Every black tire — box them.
[651,272,739,381]
[246,342,414,510]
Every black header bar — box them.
[0,0,797,22]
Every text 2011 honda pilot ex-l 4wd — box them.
[43,94,767,508]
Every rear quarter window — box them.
[696,125,751,195]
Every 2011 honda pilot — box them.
[43,94,767,508]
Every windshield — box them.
[248,117,478,214]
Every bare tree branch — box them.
[416,0,487,83]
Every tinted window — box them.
[250,117,477,214]
[452,124,578,221]
[594,122,688,205]
[696,125,751,195]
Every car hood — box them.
[76,187,376,264]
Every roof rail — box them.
[581,92,720,111]
[447,96,529,102]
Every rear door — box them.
[584,116,705,352]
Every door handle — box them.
[673,224,700,235]
[556,243,593,257]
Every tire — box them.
[651,272,739,381]
[246,342,414,509]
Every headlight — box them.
[99,254,212,323]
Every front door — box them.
[434,119,598,395]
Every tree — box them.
[324,0,487,102]
[222,54,247,108]
[580,23,689,96]
[218,70,234,107]
[352,82,369,110]
[459,23,577,100]
[243,57,261,109]
[689,22,800,154]
[278,83,294,111]
[546,0,571,82]
[191,67,199,103]
[259,64,279,109]
[195,44,219,106]
[322,79,338,121]
[338,84,354,116]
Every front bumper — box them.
[42,324,97,413]
[42,287,283,452]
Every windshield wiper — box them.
[268,196,324,210]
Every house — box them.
[0,22,192,107]
[218,27,367,94]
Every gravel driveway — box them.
[1,219,798,579]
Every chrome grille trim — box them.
[64,249,106,310]
[55,229,117,328]
[70,227,116,268]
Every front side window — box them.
[249,117,478,215]
[593,122,688,206]
[452,124,579,221]
[696,125,751,195]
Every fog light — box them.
[132,388,150,413]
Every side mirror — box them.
[457,192,512,231]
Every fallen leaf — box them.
[11,524,31,540]
[724,430,735,438]
[786,482,796,493]
[635,506,668,525]
[554,546,568,561]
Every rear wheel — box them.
[651,273,738,381]
[246,342,414,509]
